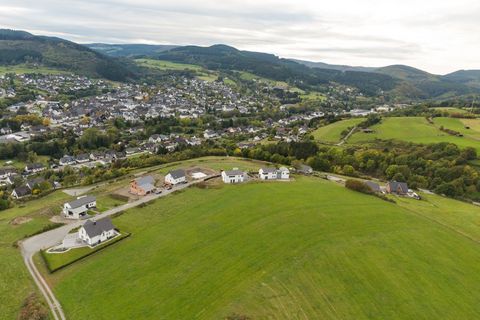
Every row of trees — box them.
[239,139,480,201]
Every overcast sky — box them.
[1,0,480,74]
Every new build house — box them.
[62,195,96,219]
[386,181,409,195]
[165,169,186,185]
[79,217,116,246]
[222,169,246,184]
[259,167,290,180]
[130,176,156,196]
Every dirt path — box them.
[336,126,357,146]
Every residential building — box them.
[165,169,186,185]
[130,176,156,196]
[62,195,97,219]
[79,217,116,246]
[222,169,246,184]
[386,181,409,195]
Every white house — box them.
[24,163,46,174]
[62,195,96,219]
[59,155,76,166]
[165,169,186,185]
[259,168,278,180]
[79,217,116,246]
[278,167,290,179]
[259,167,290,180]
[222,169,246,184]
[203,129,218,139]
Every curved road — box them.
[20,176,216,320]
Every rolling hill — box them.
[86,43,178,57]
[0,29,135,81]
[36,163,480,319]
[154,44,399,96]
[444,70,480,88]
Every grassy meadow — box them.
[37,175,480,319]
[0,157,268,318]
[312,118,365,143]
[348,117,480,152]
[0,64,68,75]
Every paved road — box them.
[20,176,216,320]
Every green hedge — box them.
[41,232,130,273]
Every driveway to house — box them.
[20,175,218,320]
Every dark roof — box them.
[66,195,96,209]
[13,186,31,197]
[365,181,381,192]
[26,177,46,189]
[224,170,244,176]
[388,181,408,193]
[135,176,155,186]
[76,153,90,160]
[168,169,185,179]
[261,168,277,173]
[26,163,45,170]
[82,217,115,238]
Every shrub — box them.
[18,293,48,320]
[345,179,373,194]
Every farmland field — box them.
[0,64,68,75]
[39,175,480,319]
[134,59,204,72]
[313,118,364,143]
[0,157,271,318]
[348,117,480,152]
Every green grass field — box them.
[349,117,480,153]
[0,64,67,75]
[0,190,71,319]
[313,118,365,143]
[0,157,271,318]
[37,175,480,319]
[134,59,204,72]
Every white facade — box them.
[278,167,290,179]
[165,173,186,185]
[222,170,245,184]
[259,168,277,180]
[79,225,115,245]
[259,167,290,180]
[63,197,96,219]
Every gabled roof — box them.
[134,175,155,186]
[224,170,244,176]
[388,181,408,193]
[82,217,115,238]
[26,177,46,189]
[365,181,381,192]
[13,186,31,197]
[260,168,277,174]
[26,163,45,170]
[66,195,96,209]
[168,169,186,180]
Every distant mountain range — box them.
[2,29,480,100]
[86,43,178,57]
[0,29,135,81]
